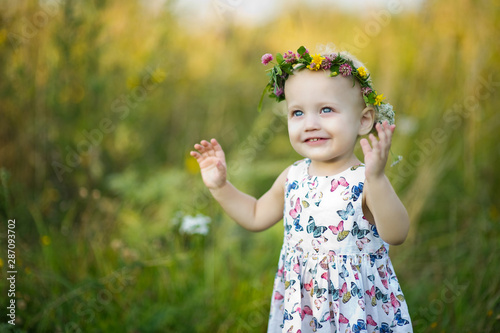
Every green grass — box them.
[0,0,499,331]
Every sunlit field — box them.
[0,0,499,332]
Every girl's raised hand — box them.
[359,121,395,180]
[190,138,227,189]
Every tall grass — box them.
[0,0,499,332]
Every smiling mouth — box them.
[305,138,328,143]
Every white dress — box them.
[267,159,412,333]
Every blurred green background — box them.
[0,0,499,332]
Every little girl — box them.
[190,46,412,332]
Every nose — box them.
[304,113,321,131]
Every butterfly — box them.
[283,309,293,321]
[314,296,326,310]
[312,280,327,298]
[302,200,310,208]
[392,308,410,326]
[375,287,389,303]
[319,256,329,270]
[370,223,380,238]
[338,313,349,324]
[351,222,370,239]
[339,264,349,280]
[350,282,363,298]
[337,202,355,220]
[382,303,390,315]
[358,299,365,310]
[310,317,323,332]
[286,180,299,193]
[380,322,391,333]
[321,272,329,280]
[350,164,362,171]
[350,182,364,201]
[352,319,366,333]
[303,278,314,292]
[377,265,387,279]
[355,237,371,250]
[289,197,302,220]
[390,292,402,309]
[339,282,351,303]
[274,291,284,300]
[329,220,350,241]
[307,216,327,238]
[366,315,377,326]
[328,280,339,300]
[331,177,349,192]
[285,280,296,290]
[320,311,331,323]
[300,305,313,319]
[366,285,377,306]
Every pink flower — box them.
[274,86,284,97]
[339,63,352,76]
[361,86,373,96]
[261,53,273,65]
[283,50,297,63]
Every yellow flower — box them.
[185,153,200,174]
[357,66,368,78]
[309,54,325,71]
[151,68,167,83]
[41,235,51,246]
[374,93,385,106]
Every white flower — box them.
[376,103,395,125]
[179,213,211,235]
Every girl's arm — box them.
[190,139,286,232]
[360,122,410,245]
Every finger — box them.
[190,151,202,160]
[359,138,372,156]
[194,143,207,155]
[369,133,380,153]
[201,140,216,157]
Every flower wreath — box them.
[259,46,395,126]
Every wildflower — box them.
[357,66,368,78]
[274,86,284,97]
[261,53,273,65]
[361,86,373,96]
[390,155,403,167]
[329,71,338,77]
[179,214,211,235]
[322,54,336,70]
[339,63,352,76]
[374,93,386,106]
[283,50,297,63]
[376,102,395,125]
[309,54,325,71]
[41,235,51,246]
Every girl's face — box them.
[285,70,369,172]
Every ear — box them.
[358,106,375,135]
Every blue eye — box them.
[292,110,304,117]
[321,107,334,114]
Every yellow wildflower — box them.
[357,66,368,78]
[374,93,386,106]
[309,54,325,71]
[41,235,51,246]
